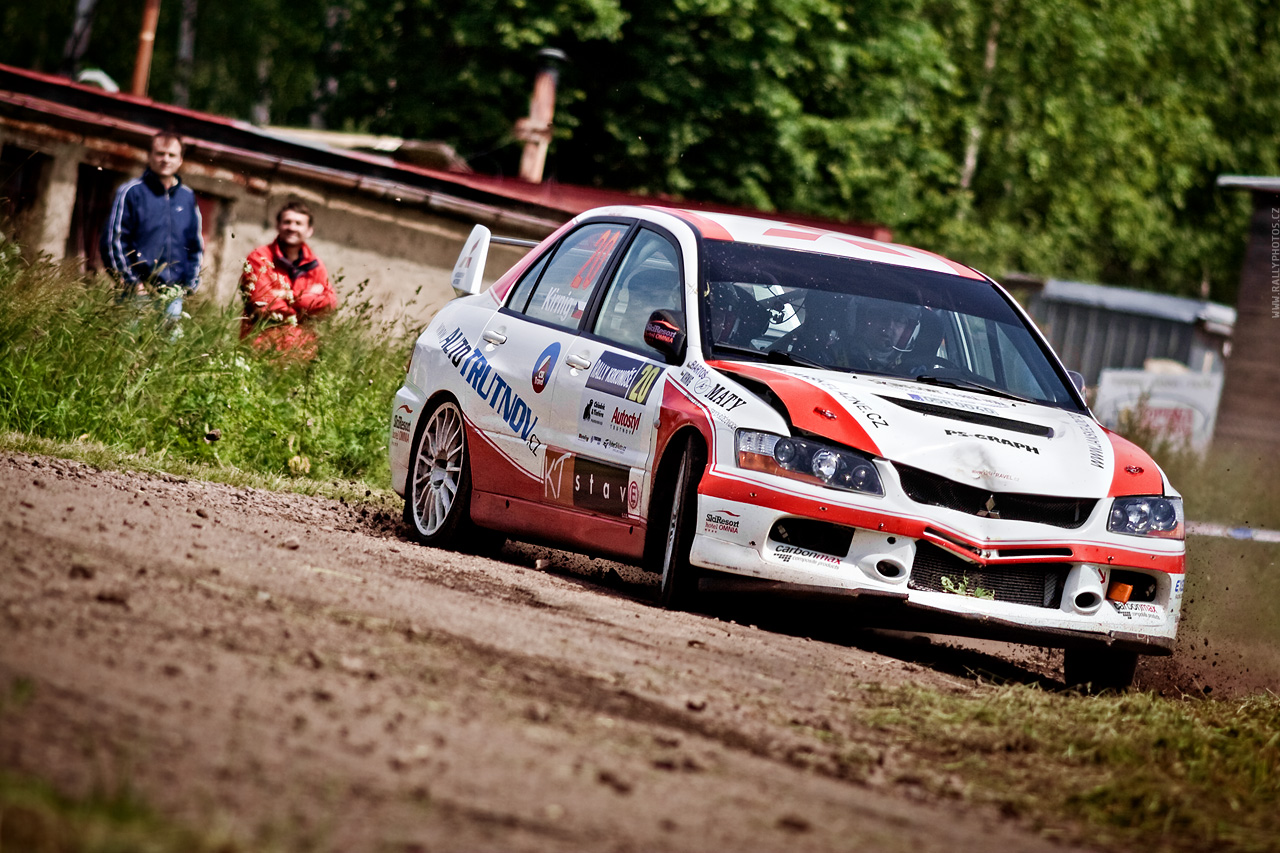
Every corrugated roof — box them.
[1040,278,1235,329]
[1217,175,1280,192]
[0,62,888,240]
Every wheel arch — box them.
[643,423,710,570]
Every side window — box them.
[956,314,996,378]
[592,230,682,356]
[504,251,551,313]
[994,323,1051,398]
[519,223,627,330]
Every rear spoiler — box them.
[449,225,540,298]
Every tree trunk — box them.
[59,0,100,76]
[173,0,197,107]
[958,0,1006,214]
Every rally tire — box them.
[1063,646,1139,693]
[658,435,706,610]
[403,398,473,548]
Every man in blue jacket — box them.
[100,132,204,323]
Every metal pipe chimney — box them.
[515,48,567,183]
[130,0,162,97]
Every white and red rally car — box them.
[390,205,1184,690]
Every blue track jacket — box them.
[100,169,204,292]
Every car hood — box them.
[710,361,1160,498]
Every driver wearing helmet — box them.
[844,298,921,372]
[708,281,769,349]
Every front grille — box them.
[909,542,1067,608]
[895,464,1095,529]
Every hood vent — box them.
[896,464,1096,529]
[879,396,1054,438]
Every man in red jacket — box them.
[240,202,339,356]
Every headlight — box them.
[736,430,883,496]
[1107,495,1184,539]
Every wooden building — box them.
[0,62,887,329]
[1214,176,1280,454]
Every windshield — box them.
[700,242,1081,409]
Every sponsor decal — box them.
[586,351,663,404]
[691,377,749,411]
[1111,601,1162,622]
[582,398,606,426]
[905,392,1002,417]
[970,467,1018,483]
[543,448,632,517]
[645,317,680,346]
[532,342,559,393]
[628,480,640,512]
[944,428,1040,455]
[1068,412,1106,469]
[539,289,585,322]
[397,404,414,414]
[810,379,889,428]
[703,510,740,535]
[441,328,542,455]
[774,544,842,566]
[610,406,642,435]
[440,325,473,366]
[391,413,413,444]
[679,363,710,386]
[1173,578,1184,594]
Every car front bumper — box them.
[690,472,1184,653]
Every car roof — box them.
[605,204,987,282]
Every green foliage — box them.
[0,243,410,483]
[940,574,995,599]
[0,768,250,853]
[2,0,1279,300]
[861,684,1280,852]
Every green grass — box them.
[0,239,417,486]
[0,770,253,853]
[857,684,1280,852]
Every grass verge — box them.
[0,242,416,487]
[0,770,257,853]
[855,683,1280,853]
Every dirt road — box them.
[1,450,1108,851]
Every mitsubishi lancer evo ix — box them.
[390,205,1185,690]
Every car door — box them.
[467,219,632,503]
[540,227,684,527]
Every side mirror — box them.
[450,224,491,298]
[643,309,686,364]
[1067,370,1086,393]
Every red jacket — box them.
[240,240,338,354]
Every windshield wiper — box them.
[710,343,765,361]
[765,347,827,370]
[912,373,1035,403]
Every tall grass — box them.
[1113,396,1280,530]
[0,239,416,484]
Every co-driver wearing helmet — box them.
[843,299,921,372]
[775,292,926,374]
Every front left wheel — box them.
[1063,646,1139,693]
[404,398,472,548]
[658,435,707,610]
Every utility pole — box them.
[130,0,162,97]
[514,48,567,183]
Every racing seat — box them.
[601,267,681,351]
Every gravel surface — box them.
[0,450,1215,851]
